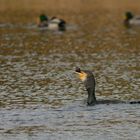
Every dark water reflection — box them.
[0,0,140,139]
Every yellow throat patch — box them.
[77,71,87,82]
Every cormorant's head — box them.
[125,11,134,20]
[75,67,87,82]
[40,14,48,22]
[75,67,81,73]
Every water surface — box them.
[0,0,140,140]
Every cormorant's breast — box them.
[83,70,95,89]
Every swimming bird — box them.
[75,67,96,105]
[124,11,140,27]
[38,14,49,28]
[48,17,66,31]
[75,67,140,106]
[38,14,66,31]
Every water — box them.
[0,104,139,140]
[0,0,140,140]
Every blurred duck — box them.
[124,11,140,27]
[38,14,48,27]
[38,14,66,31]
[49,17,66,31]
